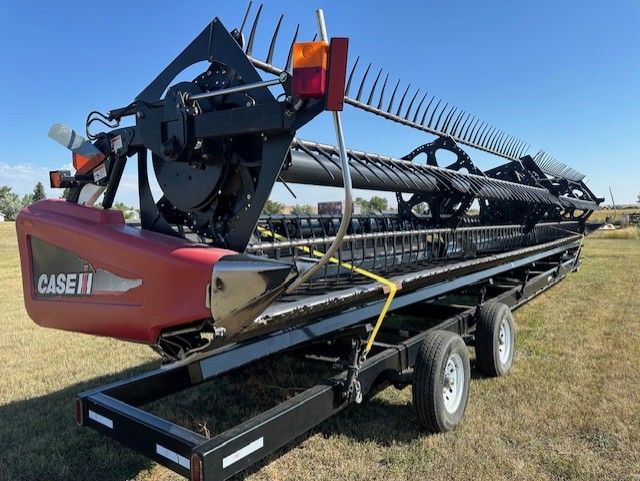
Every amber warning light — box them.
[292,38,349,111]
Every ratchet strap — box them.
[256,226,401,355]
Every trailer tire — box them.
[412,330,470,433]
[475,302,515,377]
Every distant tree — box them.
[21,193,34,206]
[290,204,314,214]
[263,199,285,214]
[356,196,388,213]
[32,182,47,202]
[111,201,139,220]
[368,196,388,212]
[0,186,23,220]
[60,187,70,199]
[637,192,640,203]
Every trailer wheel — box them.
[475,302,515,377]
[412,331,470,433]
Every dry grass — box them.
[1,222,639,481]
[590,227,639,240]
[588,208,638,224]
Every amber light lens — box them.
[292,41,329,98]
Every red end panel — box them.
[325,38,349,111]
[16,199,235,344]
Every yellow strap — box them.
[257,226,400,354]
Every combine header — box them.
[16,5,601,480]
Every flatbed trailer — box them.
[77,235,582,480]
[15,5,602,480]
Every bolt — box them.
[136,111,144,119]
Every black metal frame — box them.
[77,238,582,480]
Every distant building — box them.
[0,212,5,222]
[318,201,362,215]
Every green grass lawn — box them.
[1,222,638,481]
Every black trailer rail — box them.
[77,236,582,480]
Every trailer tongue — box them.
[16,5,601,480]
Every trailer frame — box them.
[76,236,582,480]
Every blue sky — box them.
[0,0,638,206]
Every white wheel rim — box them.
[498,318,512,364]
[442,353,464,413]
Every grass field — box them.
[1,222,639,481]
[589,208,639,224]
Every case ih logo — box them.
[37,267,94,296]
[30,237,142,298]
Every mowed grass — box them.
[1,222,639,481]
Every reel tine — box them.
[511,140,525,158]
[412,92,429,123]
[427,99,443,128]
[486,127,500,150]
[377,73,390,109]
[497,132,510,153]
[420,96,435,125]
[450,110,466,137]
[503,136,516,157]
[463,116,478,142]
[480,126,496,148]
[513,140,524,159]
[511,138,524,158]
[433,102,449,130]
[488,127,501,149]
[344,57,360,97]
[367,69,383,106]
[519,143,530,158]
[239,1,253,37]
[504,137,515,157]
[395,84,412,117]
[266,14,284,65]
[472,121,487,144]
[441,106,458,134]
[356,63,372,102]
[479,126,494,148]
[453,112,469,138]
[245,3,263,56]
[492,131,505,152]
[386,79,401,112]
[479,124,493,146]
[284,23,299,72]
[489,129,503,151]
[312,33,317,41]
[404,89,420,120]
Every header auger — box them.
[16,5,602,479]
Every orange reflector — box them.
[293,41,329,69]
[292,41,329,98]
[50,171,62,188]
[73,152,105,175]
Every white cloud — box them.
[0,162,53,198]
